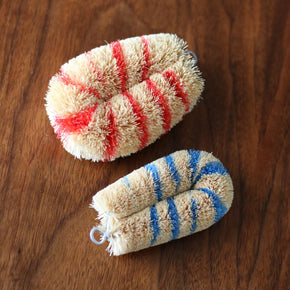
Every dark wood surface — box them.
[0,0,289,289]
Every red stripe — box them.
[141,36,150,81]
[58,69,100,98]
[162,69,190,112]
[53,104,98,136]
[123,91,149,149]
[110,41,127,92]
[85,51,106,83]
[145,79,172,132]
[105,102,118,160]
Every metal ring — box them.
[90,227,108,245]
[185,50,198,65]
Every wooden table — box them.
[1,0,289,289]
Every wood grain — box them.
[0,0,289,289]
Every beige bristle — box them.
[91,149,234,255]
[45,33,204,161]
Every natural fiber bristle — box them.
[91,150,234,255]
[45,33,204,161]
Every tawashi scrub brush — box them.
[90,149,234,255]
[45,34,204,161]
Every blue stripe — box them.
[167,197,180,240]
[188,150,201,187]
[192,161,228,188]
[122,176,130,187]
[190,199,198,234]
[150,204,160,245]
[144,163,163,201]
[165,155,181,191]
[196,188,228,222]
